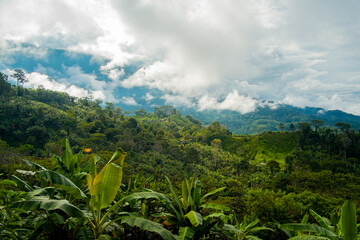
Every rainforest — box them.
[1,72,360,240]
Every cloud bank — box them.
[1,0,360,114]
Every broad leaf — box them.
[185,210,203,227]
[200,187,226,202]
[341,200,357,240]
[182,179,190,210]
[222,224,243,234]
[192,180,201,211]
[11,175,33,191]
[124,191,170,203]
[37,170,87,199]
[178,226,195,240]
[121,216,178,240]
[165,176,185,217]
[16,170,36,176]
[0,179,17,187]
[89,149,126,210]
[203,212,230,222]
[280,224,337,237]
[288,236,331,240]
[24,159,46,170]
[201,203,230,211]
[61,138,73,171]
[11,198,84,217]
[309,209,333,231]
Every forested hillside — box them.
[184,105,360,134]
[1,72,360,239]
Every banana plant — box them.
[85,148,127,238]
[52,138,88,186]
[223,215,273,240]
[0,177,31,240]
[280,200,358,240]
[8,159,87,239]
[12,146,176,239]
[162,176,230,240]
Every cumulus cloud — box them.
[198,91,258,114]
[16,70,105,100]
[142,93,155,102]
[161,94,195,108]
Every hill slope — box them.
[181,104,360,134]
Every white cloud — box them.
[161,94,195,108]
[101,68,125,81]
[120,96,139,106]
[142,92,155,102]
[198,91,258,114]
[62,66,106,90]
[23,71,105,100]
[1,0,360,115]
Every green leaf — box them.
[203,212,229,222]
[99,235,117,240]
[222,224,243,234]
[11,198,84,217]
[121,216,178,240]
[248,226,274,233]
[182,179,190,210]
[123,191,170,203]
[11,175,33,191]
[134,171,143,188]
[165,176,185,217]
[192,180,201,211]
[24,159,46,170]
[90,149,126,210]
[288,236,331,240]
[309,209,333,231]
[301,214,309,224]
[37,170,87,199]
[178,226,195,240]
[280,224,337,237]
[185,210,202,227]
[200,203,230,211]
[341,200,357,240]
[0,179,17,187]
[16,170,36,176]
[200,187,226,202]
[61,138,73,171]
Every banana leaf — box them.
[341,200,357,240]
[200,187,226,202]
[289,236,330,240]
[11,197,84,217]
[178,226,195,240]
[89,149,126,210]
[11,175,33,191]
[201,203,230,211]
[185,210,202,227]
[280,224,337,237]
[37,170,87,199]
[121,216,178,240]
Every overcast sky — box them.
[1,0,360,115]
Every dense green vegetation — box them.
[1,71,360,239]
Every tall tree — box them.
[11,69,28,86]
[279,123,285,132]
[311,119,324,132]
[0,72,12,97]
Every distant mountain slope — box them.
[181,104,360,134]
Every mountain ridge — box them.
[177,104,360,134]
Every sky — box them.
[1,0,360,115]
